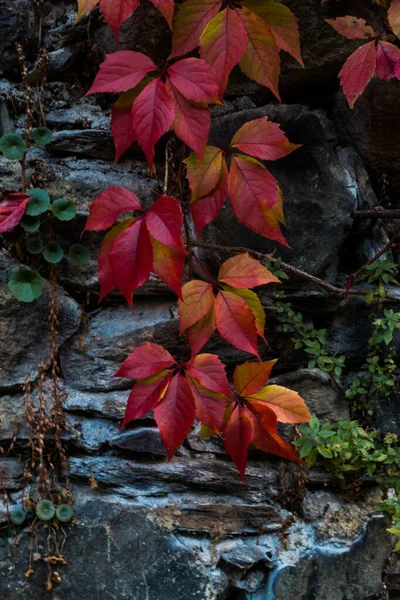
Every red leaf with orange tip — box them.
[215,289,259,358]
[131,78,175,169]
[170,0,222,59]
[186,353,230,395]
[226,286,266,342]
[86,51,156,94]
[84,186,142,232]
[0,193,30,233]
[231,116,301,161]
[167,58,220,104]
[121,370,172,427]
[145,196,183,250]
[233,360,277,396]
[339,41,376,108]
[248,385,311,424]
[376,41,400,80]
[229,154,288,246]
[185,146,224,202]
[325,16,374,39]
[218,252,280,289]
[115,341,176,379]
[110,219,153,305]
[222,405,254,479]
[190,159,228,236]
[151,235,187,298]
[154,373,196,458]
[200,7,248,98]
[185,307,216,357]
[178,280,215,333]
[186,377,227,431]
[97,218,136,301]
[249,405,302,463]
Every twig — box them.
[16,44,32,193]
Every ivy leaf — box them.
[215,289,259,358]
[170,0,222,58]
[178,280,215,333]
[184,146,224,201]
[115,341,176,379]
[97,219,136,301]
[186,376,226,431]
[167,58,220,103]
[149,0,174,26]
[186,353,231,395]
[230,116,301,161]
[0,193,30,233]
[98,0,140,39]
[186,307,216,357]
[131,78,175,169]
[86,51,157,94]
[84,186,142,232]
[218,252,280,288]
[154,373,196,458]
[222,405,254,479]
[145,195,184,249]
[248,385,311,423]
[325,16,374,39]
[8,268,44,303]
[228,154,288,246]
[200,7,248,97]
[238,8,281,100]
[339,41,377,108]
[233,360,277,396]
[121,370,173,426]
[43,241,64,264]
[151,235,187,298]
[111,85,151,162]
[226,286,266,341]
[52,198,77,221]
[26,189,51,216]
[0,134,26,161]
[69,244,91,266]
[376,41,400,80]
[31,127,53,146]
[190,158,228,236]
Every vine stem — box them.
[176,141,193,278]
[16,43,32,193]
[191,241,400,301]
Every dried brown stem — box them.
[16,43,32,193]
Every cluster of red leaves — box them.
[84,186,186,303]
[185,116,300,241]
[0,193,30,233]
[117,342,310,478]
[326,0,400,107]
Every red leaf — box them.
[218,252,280,288]
[222,404,254,479]
[131,78,175,169]
[200,7,248,97]
[115,341,175,379]
[87,51,156,94]
[110,218,153,305]
[339,41,376,108]
[167,58,219,103]
[190,158,228,236]
[121,370,172,427]
[215,289,259,358]
[166,81,211,159]
[148,0,174,25]
[186,353,231,395]
[178,280,215,333]
[226,286,266,342]
[325,16,374,40]
[145,195,183,249]
[248,404,302,463]
[151,235,187,298]
[233,360,277,396]
[238,8,281,100]
[97,218,136,301]
[186,376,226,431]
[111,103,136,162]
[84,186,142,232]
[229,155,288,246]
[170,0,222,59]
[389,0,400,37]
[249,385,311,424]
[0,193,30,233]
[186,307,216,357]
[231,117,301,161]
[99,0,140,39]
[154,373,196,458]
[185,146,224,201]
[376,41,400,81]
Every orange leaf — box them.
[218,252,280,288]
[215,289,259,358]
[248,384,311,424]
[178,280,215,333]
[233,360,277,396]
[185,307,216,356]
[151,235,187,299]
[185,146,224,202]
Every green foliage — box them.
[26,188,51,216]
[43,241,64,264]
[56,504,74,523]
[10,507,26,526]
[36,500,55,521]
[0,133,26,160]
[69,244,90,266]
[8,268,44,302]
[26,235,43,255]
[52,198,77,221]
[31,127,53,146]
[20,215,41,232]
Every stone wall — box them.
[0,1,400,598]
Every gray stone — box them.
[0,253,81,390]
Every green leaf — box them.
[52,198,76,221]
[68,244,90,266]
[20,215,40,232]
[310,414,320,431]
[0,133,26,160]
[8,268,44,302]
[318,447,333,459]
[43,241,64,264]
[26,236,43,254]
[300,438,314,458]
[307,447,318,466]
[26,188,50,216]
[31,127,53,146]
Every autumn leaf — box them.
[170,0,222,58]
[339,41,376,108]
[388,0,400,37]
[190,158,229,236]
[218,252,280,288]
[325,16,374,40]
[145,196,183,249]
[86,51,157,94]
[115,341,176,379]
[178,280,215,333]
[215,289,259,358]
[149,0,174,26]
[376,41,400,80]
[223,405,254,479]
[84,186,142,232]
[151,235,187,298]
[121,370,172,426]
[233,360,277,396]
[0,193,30,233]
[97,218,136,301]
[167,58,220,104]
[185,308,216,357]
[184,146,224,201]
[186,353,231,395]
[230,116,301,161]
[186,377,227,431]
[248,385,311,424]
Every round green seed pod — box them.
[36,499,55,521]
[10,507,26,526]
[56,504,74,523]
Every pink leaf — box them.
[167,58,220,103]
[0,193,30,233]
[87,51,156,94]
[145,195,184,249]
[339,41,376,108]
